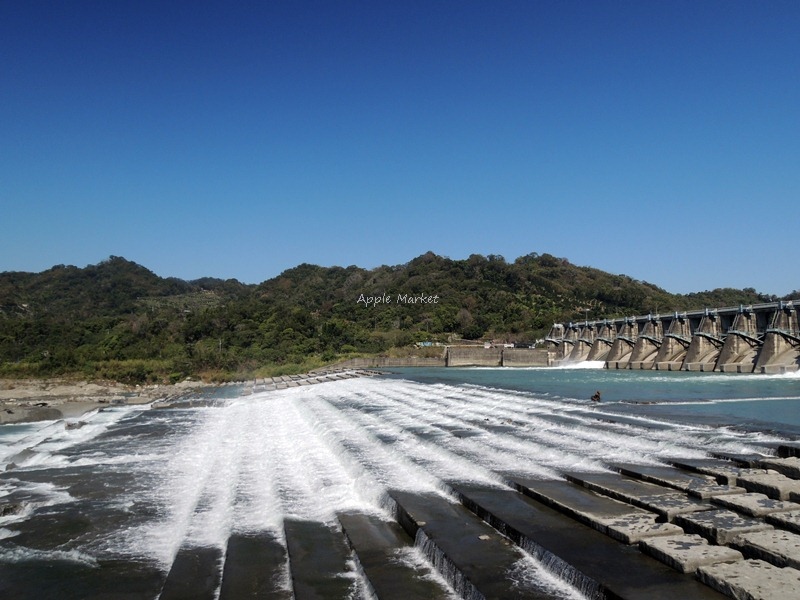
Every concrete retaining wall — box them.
[446,347,503,367]
[501,348,548,367]
[333,347,547,370]
[334,356,446,369]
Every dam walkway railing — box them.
[546,300,800,373]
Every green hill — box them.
[0,252,777,382]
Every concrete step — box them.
[218,532,292,600]
[610,463,745,499]
[284,519,355,600]
[510,477,683,544]
[736,471,800,501]
[564,471,711,521]
[674,509,774,545]
[666,457,748,486]
[160,545,223,600]
[778,443,800,458]
[451,483,727,599]
[697,559,800,600]
[711,492,800,518]
[766,510,800,535]
[389,489,554,599]
[730,529,800,570]
[638,534,743,574]
[755,457,800,479]
[337,512,453,600]
[710,451,769,466]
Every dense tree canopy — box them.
[0,253,779,382]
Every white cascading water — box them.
[1,373,794,600]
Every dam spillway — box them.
[2,371,800,599]
[547,300,800,374]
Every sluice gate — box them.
[546,300,800,373]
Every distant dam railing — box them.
[546,300,800,373]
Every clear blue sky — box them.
[2,1,798,295]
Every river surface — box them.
[1,366,798,598]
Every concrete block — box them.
[737,472,800,501]
[639,534,743,573]
[675,509,773,545]
[565,472,711,520]
[599,513,684,544]
[656,361,683,371]
[766,510,800,535]
[711,492,800,517]
[284,520,354,600]
[451,484,727,600]
[629,361,655,370]
[697,559,800,600]
[756,457,800,480]
[761,365,797,374]
[612,463,745,499]
[731,529,800,569]
[338,512,453,600]
[390,490,544,600]
[219,533,293,600]
[667,458,745,486]
[633,492,714,521]
[511,478,684,544]
[778,444,800,459]
[161,546,224,600]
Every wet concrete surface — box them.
[338,511,453,600]
[219,532,291,600]
[610,463,745,499]
[451,483,728,600]
[390,489,552,599]
[564,471,711,520]
[160,545,223,600]
[284,519,355,600]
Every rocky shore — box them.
[0,370,385,424]
[0,378,209,425]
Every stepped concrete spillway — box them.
[141,379,800,599]
[548,300,800,373]
[5,375,800,599]
[251,369,387,393]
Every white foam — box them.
[552,361,606,370]
[0,545,99,567]
[6,372,792,583]
[0,404,142,470]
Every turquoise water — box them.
[388,367,800,436]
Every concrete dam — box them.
[546,300,800,374]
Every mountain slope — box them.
[0,252,777,382]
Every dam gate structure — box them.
[546,300,800,373]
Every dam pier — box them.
[546,300,800,374]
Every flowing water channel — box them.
[1,367,798,598]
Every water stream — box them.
[1,368,798,598]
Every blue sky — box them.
[2,1,798,295]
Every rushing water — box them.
[0,367,798,599]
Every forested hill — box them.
[0,253,780,382]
